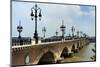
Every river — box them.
[62,43,96,63]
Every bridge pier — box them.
[71,44,78,53]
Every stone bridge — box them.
[12,38,89,65]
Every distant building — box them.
[88,37,96,43]
[65,36,72,40]
[41,35,80,43]
[41,36,62,42]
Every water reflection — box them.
[75,43,95,61]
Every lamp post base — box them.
[34,32,38,44]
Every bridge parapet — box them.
[12,39,81,51]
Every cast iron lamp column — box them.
[71,26,75,39]
[80,31,83,38]
[60,20,66,40]
[17,21,23,39]
[77,31,79,38]
[55,30,58,36]
[42,26,46,38]
[30,4,42,44]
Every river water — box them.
[62,43,96,63]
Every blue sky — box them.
[12,1,96,38]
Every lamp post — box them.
[77,31,79,38]
[80,31,83,37]
[60,20,66,40]
[17,20,23,39]
[83,33,86,38]
[71,26,75,39]
[42,26,46,38]
[55,30,58,36]
[69,33,71,37]
[30,4,42,44]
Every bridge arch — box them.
[24,52,30,65]
[60,47,69,58]
[71,44,75,52]
[38,50,56,64]
[77,42,80,49]
[71,43,79,53]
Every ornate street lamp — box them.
[77,31,79,38]
[42,26,46,38]
[80,31,83,37]
[69,33,71,37]
[71,26,75,39]
[60,20,66,40]
[83,33,87,38]
[30,4,42,44]
[17,20,23,39]
[55,30,58,36]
